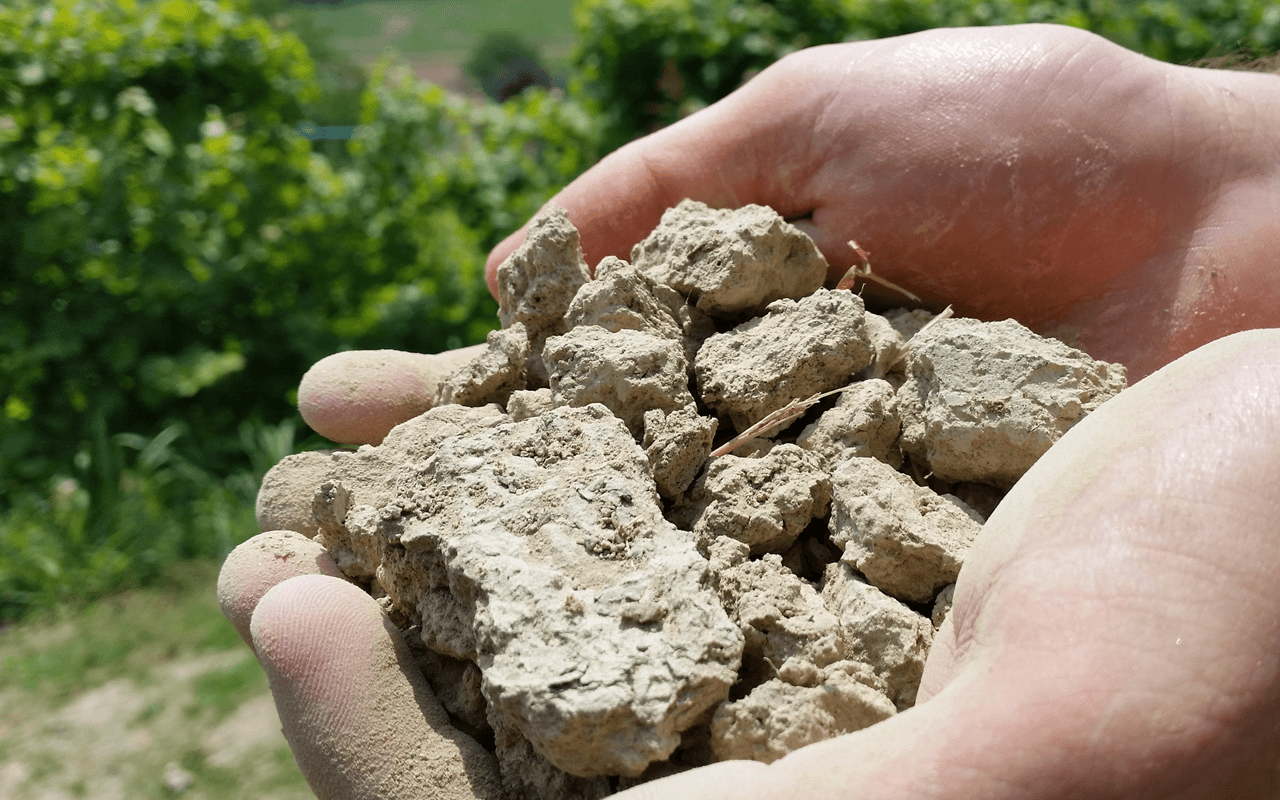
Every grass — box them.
[0,559,313,799]
[0,419,298,624]
[296,0,579,67]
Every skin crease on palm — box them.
[228,24,1280,800]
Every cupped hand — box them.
[233,22,1280,800]
[488,22,1280,383]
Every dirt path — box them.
[0,648,310,800]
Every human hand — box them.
[227,22,1280,799]
[486,22,1280,383]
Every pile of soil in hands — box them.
[257,199,1128,799]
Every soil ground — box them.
[0,562,312,800]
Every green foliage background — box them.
[0,0,600,619]
[2,0,1276,620]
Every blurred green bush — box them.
[572,0,1280,149]
[0,0,600,497]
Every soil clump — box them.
[257,199,1127,798]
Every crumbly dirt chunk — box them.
[860,311,908,382]
[495,204,591,384]
[707,541,842,672]
[673,445,832,555]
[487,702,613,800]
[630,199,828,318]
[335,405,741,778]
[310,405,510,579]
[695,289,874,432]
[506,387,556,421]
[796,378,902,469]
[882,307,937,340]
[897,317,1127,488]
[709,665,896,764]
[642,406,719,500]
[828,456,982,604]
[821,563,934,710]
[564,256,684,342]
[255,449,343,537]
[932,583,956,630]
[435,323,529,408]
[543,326,694,438]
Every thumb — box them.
[298,345,486,446]
[251,574,505,800]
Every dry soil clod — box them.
[258,200,1130,799]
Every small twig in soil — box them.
[710,384,859,458]
[835,240,922,303]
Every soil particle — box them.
[543,326,694,438]
[258,200,1130,797]
[821,563,935,710]
[796,378,902,469]
[828,456,982,604]
[354,405,741,778]
[506,387,556,421]
[673,445,832,555]
[642,406,719,500]
[435,322,530,408]
[495,204,592,384]
[630,199,829,317]
[897,317,1127,488]
[255,449,343,537]
[694,288,875,432]
[709,664,897,764]
[707,541,843,674]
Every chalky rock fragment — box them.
[311,405,510,579]
[642,406,718,500]
[435,323,530,408]
[630,199,828,317]
[931,583,956,630]
[796,379,902,469]
[506,387,557,421]
[860,311,909,381]
[674,445,832,555]
[707,538,843,673]
[564,257,684,342]
[543,327,694,438]
[821,563,934,709]
[883,307,936,341]
[487,702,613,800]
[255,449,343,537]
[828,456,982,604]
[709,664,896,764]
[897,317,1127,488]
[695,289,875,432]
[495,204,591,383]
[365,405,742,778]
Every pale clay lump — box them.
[257,200,1127,799]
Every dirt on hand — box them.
[258,199,1127,799]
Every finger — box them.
[298,345,486,446]
[484,48,838,294]
[216,529,348,648]
[251,574,505,800]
